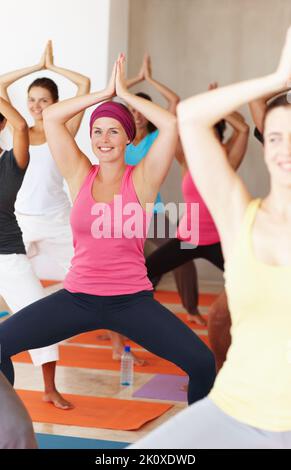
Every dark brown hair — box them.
[135,92,157,133]
[214,119,226,143]
[28,77,59,102]
[264,93,291,126]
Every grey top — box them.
[0,149,27,254]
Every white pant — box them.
[16,208,73,281]
[0,254,59,366]
[129,397,291,449]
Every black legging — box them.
[146,213,199,315]
[146,239,224,283]
[0,289,216,405]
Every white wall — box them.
[107,0,129,76]
[0,0,111,159]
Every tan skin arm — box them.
[0,97,29,169]
[45,40,91,137]
[176,84,249,177]
[43,62,117,201]
[143,54,180,114]
[115,54,177,209]
[177,27,291,260]
[224,112,249,170]
[0,44,47,103]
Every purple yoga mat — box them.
[133,374,188,402]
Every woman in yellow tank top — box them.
[130,26,291,449]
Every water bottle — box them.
[120,345,134,386]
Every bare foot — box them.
[132,354,148,367]
[43,390,74,410]
[112,349,148,366]
[187,312,207,326]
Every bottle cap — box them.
[124,345,131,352]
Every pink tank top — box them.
[64,165,153,295]
[176,170,220,246]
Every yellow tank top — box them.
[210,199,291,431]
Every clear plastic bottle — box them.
[120,345,134,386]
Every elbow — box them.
[80,77,91,92]
[166,113,178,132]
[15,119,28,132]
[177,99,200,125]
[42,106,53,123]
[173,96,180,106]
[158,113,177,137]
[241,123,250,135]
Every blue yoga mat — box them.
[0,311,9,318]
[36,433,129,449]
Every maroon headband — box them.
[89,101,136,142]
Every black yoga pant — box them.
[0,289,216,405]
[146,239,224,282]
[146,213,199,315]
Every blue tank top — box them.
[125,130,164,213]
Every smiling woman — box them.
[0,54,216,411]
[0,40,90,410]
[263,95,291,184]
[130,25,291,450]
[90,101,134,165]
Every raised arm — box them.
[0,98,29,169]
[115,54,177,207]
[43,62,116,199]
[249,87,290,134]
[177,27,291,254]
[224,111,249,170]
[0,44,47,102]
[126,56,145,88]
[143,54,180,114]
[45,41,91,137]
[208,83,249,169]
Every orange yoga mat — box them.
[14,334,211,372]
[13,345,187,375]
[154,290,217,306]
[67,316,208,348]
[16,389,173,431]
[67,329,142,347]
[40,280,62,288]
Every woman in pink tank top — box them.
[0,55,216,407]
[146,84,249,369]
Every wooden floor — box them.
[0,273,222,447]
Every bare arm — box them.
[116,54,177,207]
[174,137,188,177]
[0,98,29,169]
[45,41,90,137]
[0,45,47,102]
[143,55,180,114]
[43,63,116,199]
[126,57,145,88]
[249,87,290,134]
[177,27,291,256]
[224,112,249,170]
